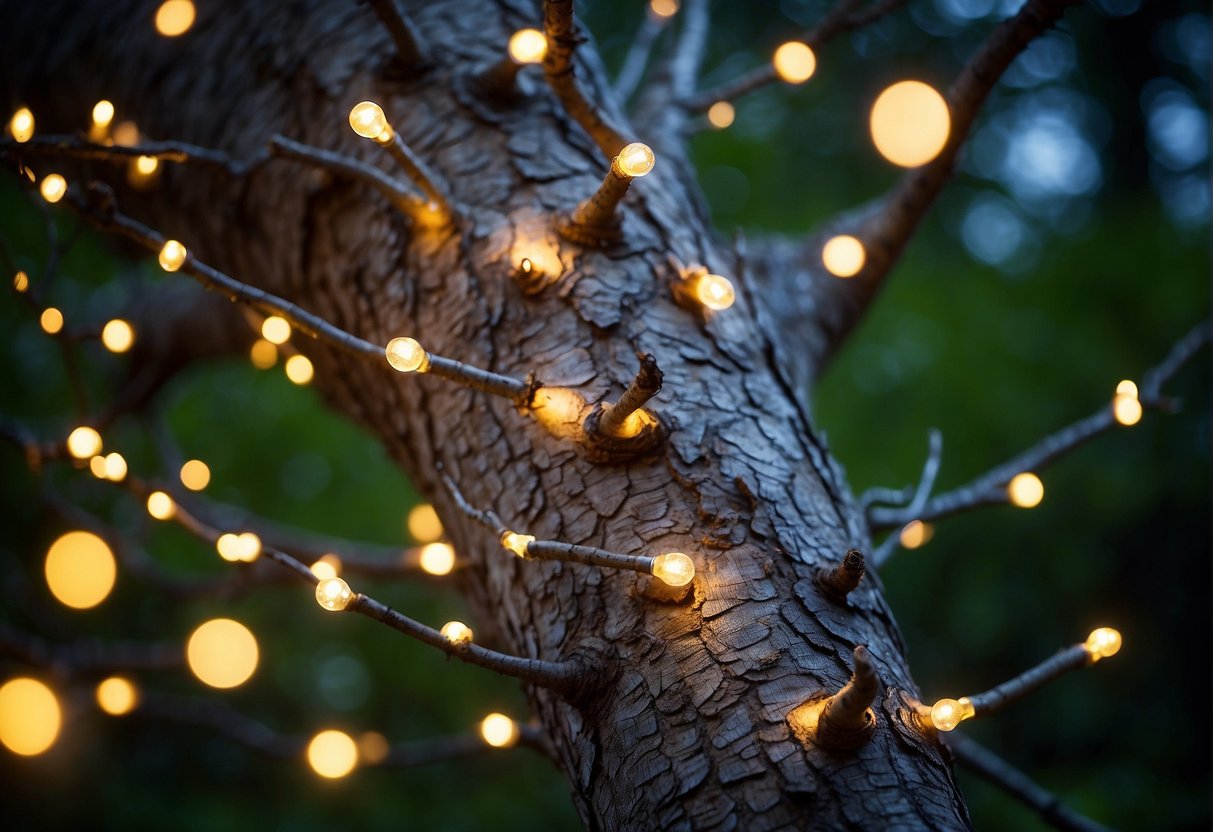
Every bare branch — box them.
[964,644,1091,719]
[0,624,182,674]
[870,429,942,566]
[613,10,669,103]
[366,0,429,69]
[815,548,865,601]
[816,645,879,748]
[594,352,663,438]
[268,134,425,214]
[667,0,710,101]
[0,134,258,176]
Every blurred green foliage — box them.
[1,0,1207,829]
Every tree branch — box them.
[0,624,182,674]
[613,8,670,103]
[268,134,424,214]
[870,429,942,565]
[365,0,429,69]
[0,134,258,176]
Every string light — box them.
[650,552,695,587]
[285,354,314,385]
[348,101,392,143]
[180,459,211,491]
[649,0,678,17]
[95,676,139,716]
[418,542,456,576]
[1112,379,1142,427]
[101,319,135,353]
[186,618,259,689]
[1115,380,1138,397]
[9,107,34,143]
[692,273,735,311]
[134,155,159,176]
[310,554,342,580]
[821,235,866,278]
[44,530,117,609]
[1084,627,1122,662]
[616,142,656,178]
[0,678,60,756]
[869,80,951,168]
[440,621,473,646]
[315,577,354,611]
[500,531,535,558]
[407,503,445,543]
[261,315,291,345]
[98,452,127,481]
[929,697,974,731]
[772,41,816,84]
[1007,472,1044,509]
[92,100,115,129]
[249,339,278,369]
[899,519,934,549]
[706,101,735,129]
[479,713,520,748]
[66,426,103,459]
[508,29,547,64]
[385,337,429,373]
[158,240,187,271]
[564,143,655,242]
[39,307,64,334]
[155,0,196,37]
[146,490,177,520]
[216,532,261,563]
[39,174,67,204]
[13,271,29,293]
[358,732,390,765]
[307,730,358,778]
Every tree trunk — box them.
[2,1,971,827]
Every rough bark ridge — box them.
[2,1,971,828]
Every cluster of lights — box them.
[315,577,354,611]
[89,452,128,482]
[1112,379,1142,426]
[186,618,259,689]
[216,531,261,563]
[1006,471,1044,509]
[44,530,117,610]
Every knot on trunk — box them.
[816,548,865,602]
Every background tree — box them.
[0,0,1207,829]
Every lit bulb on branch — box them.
[821,235,866,278]
[44,530,117,610]
[307,729,358,778]
[1084,627,1122,662]
[1007,472,1044,509]
[929,697,974,732]
[563,142,655,244]
[315,577,354,611]
[870,80,951,168]
[773,41,816,84]
[501,531,535,558]
[9,107,34,143]
[385,336,429,373]
[95,676,138,716]
[146,490,176,520]
[186,618,259,689]
[92,100,115,130]
[694,273,736,311]
[39,174,67,204]
[480,713,520,748]
[158,240,187,272]
[0,677,60,756]
[707,101,735,130]
[440,620,473,646]
[101,319,135,353]
[40,307,64,334]
[349,101,392,143]
[66,426,103,459]
[216,532,261,563]
[479,29,549,97]
[261,315,291,344]
[180,458,211,491]
[418,542,456,576]
[651,552,695,587]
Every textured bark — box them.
[2,1,970,828]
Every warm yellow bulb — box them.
[45,530,116,610]
[9,107,34,143]
[155,0,196,36]
[1007,472,1044,509]
[261,315,291,345]
[159,240,187,271]
[358,731,390,764]
[773,41,816,84]
[440,620,473,646]
[1084,627,1122,661]
[89,455,108,479]
[101,452,128,481]
[386,337,428,373]
[316,577,354,611]
[186,618,259,689]
[66,426,103,459]
[651,552,695,587]
[616,142,656,178]
[821,235,867,278]
[146,490,176,520]
[310,554,342,580]
[418,542,456,576]
[249,338,278,369]
[898,519,934,550]
[180,458,211,491]
[95,676,139,716]
[216,532,261,563]
[508,28,547,64]
[1115,379,1138,398]
[285,354,314,385]
[0,678,60,756]
[706,101,735,129]
[1112,393,1142,426]
[134,155,159,175]
[870,80,951,168]
[92,100,115,129]
[307,729,358,778]
[101,319,135,353]
[40,174,67,204]
[40,307,64,334]
[112,121,140,147]
[407,503,445,543]
[649,0,678,18]
[501,531,535,558]
[929,697,973,731]
[13,271,29,293]
[349,101,392,141]
[480,713,519,748]
[693,273,735,311]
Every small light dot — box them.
[307,730,358,778]
[101,319,135,353]
[649,0,678,18]
[480,713,519,748]
[40,307,64,335]
[707,101,735,129]
[261,315,291,345]
[508,29,547,64]
[95,676,138,716]
[899,520,934,549]
[180,459,211,491]
[134,155,159,175]
[39,174,67,204]
[9,107,34,143]
[773,42,816,84]
[155,0,196,37]
[159,240,187,272]
[146,491,176,520]
[285,354,314,385]
[66,426,102,459]
[821,235,866,278]
[1007,472,1044,509]
[249,339,278,369]
[870,80,951,168]
[13,271,29,293]
[418,542,455,576]
[92,100,115,129]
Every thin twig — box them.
[0,624,182,674]
[366,0,429,68]
[268,134,424,213]
[613,12,666,103]
[0,134,259,176]
[870,429,942,565]
[964,644,1091,719]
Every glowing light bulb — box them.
[134,155,159,175]
[92,100,115,129]
[480,713,519,748]
[519,257,534,274]
[418,542,456,576]
[285,354,314,385]
[186,618,259,689]
[870,80,950,168]
[236,532,261,562]
[500,531,535,558]
[216,532,261,563]
[898,519,934,549]
[159,240,187,271]
[44,530,116,610]
[146,490,176,520]
[929,697,973,731]
[649,0,678,17]
[1115,379,1138,398]
[1113,393,1142,426]
[1007,472,1044,509]
[508,28,547,64]
[40,307,64,334]
[9,107,34,143]
[95,676,138,716]
[310,554,342,580]
[385,337,428,373]
[180,459,211,491]
[101,319,135,353]
[13,271,29,292]
[155,0,196,36]
[261,315,291,344]
[40,174,67,204]
[1084,627,1122,661]
[441,620,473,646]
[316,577,354,611]
[706,100,735,129]
[651,552,695,587]
[694,273,735,311]
[249,339,277,369]
[616,142,656,178]
[66,426,102,459]
[407,503,444,543]
[307,729,358,778]
[112,121,140,147]
[358,731,390,764]
[773,41,816,84]
[89,455,107,479]
[101,452,127,481]
[821,235,866,278]
[349,101,392,142]
[0,678,60,756]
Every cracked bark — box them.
[2,0,971,828]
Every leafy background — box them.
[1,0,1207,829]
